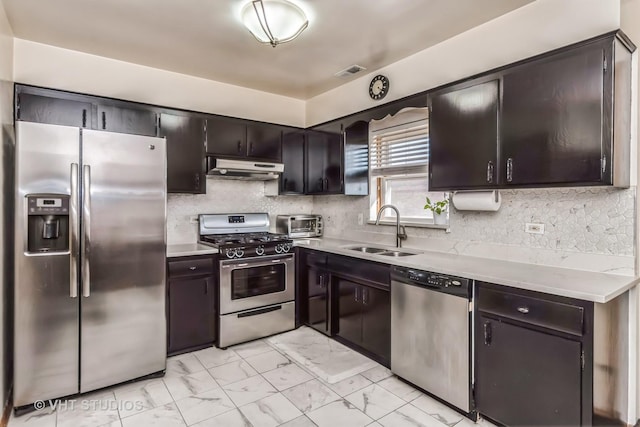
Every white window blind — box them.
[369,107,429,177]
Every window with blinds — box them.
[368,107,448,225]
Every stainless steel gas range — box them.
[199,213,295,348]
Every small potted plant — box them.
[424,196,449,225]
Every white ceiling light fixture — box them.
[241,0,309,48]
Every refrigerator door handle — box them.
[82,164,91,298]
[70,163,79,298]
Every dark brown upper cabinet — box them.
[160,113,206,194]
[206,116,283,162]
[501,42,610,186]
[427,31,633,191]
[305,130,343,195]
[280,131,306,194]
[344,121,369,196]
[17,93,92,128]
[429,80,499,191]
[97,104,158,137]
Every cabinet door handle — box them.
[362,288,368,305]
[324,178,329,191]
[506,158,513,182]
[101,111,106,130]
[486,161,494,183]
[249,142,254,153]
[318,178,323,192]
[517,306,529,314]
[319,273,324,288]
[483,321,492,345]
[194,173,200,190]
[237,140,243,153]
[189,266,197,270]
[354,287,359,302]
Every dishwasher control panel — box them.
[392,266,470,297]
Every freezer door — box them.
[80,130,167,392]
[14,122,81,407]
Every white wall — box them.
[306,0,620,126]
[0,0,12,417]
[12,39,306,128]
[621,0,640,421]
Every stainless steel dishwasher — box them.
[391,266,472,413]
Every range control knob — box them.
[275,244,283,254]
[451,280,461,287]
[255,245,265,256]
[225,248,236,259]
[282,243,292,253]
[235,248,245,258]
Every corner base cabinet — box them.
[167,255,217,356]
[475,282,631,426]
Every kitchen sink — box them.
[344,245,422,257]
[378,250,418,257]
[348,246,388,254]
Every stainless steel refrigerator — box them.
[14,121,167,409]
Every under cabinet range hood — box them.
[206,157,284,180]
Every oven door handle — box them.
[220,254,294,269]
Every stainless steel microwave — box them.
[276,215,323,238]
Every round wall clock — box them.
[369,75,389,100]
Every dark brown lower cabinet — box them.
[167,256,217,356]
[307,266,331,335]
[336,278,390,365]
[475,282,593,427]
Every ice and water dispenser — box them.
[26,194,70,253]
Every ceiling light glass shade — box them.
[241,0,309,47]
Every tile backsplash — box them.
[312,187,637,275]
[167,178,313,244]
[168,180,636,275]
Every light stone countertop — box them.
[293,238,639,303]
[167,243,218,258]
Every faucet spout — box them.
[375,204,407,248]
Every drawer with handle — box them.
[477,286,584,336]
[168,257,215,278]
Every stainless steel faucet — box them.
[375,204,407,248]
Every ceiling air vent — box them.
[334,65,367,78]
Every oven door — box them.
[219,254,295,315]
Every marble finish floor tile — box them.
[192,408,252,427]
[360,366,393,384]
[306,399,373,427]
[194,346,241,369]
[113,378,174,418]
[56,391,120,427]
[9,407,57,427]
[377,376,423,402]
[324,374,372,397]
[166,354,206,378]
[411,395,463,427]
[279,415,318,427]
[345,384,405,420]
[163,370,220,401]
[378,403,448,427]
[222,375,278,407]
[268,327,377,384]
[262,364,314,391]
[282,379,340,413]
[244,350,291,374]
[231,340,275,359]
[208,360,258,386]
[239,393,302,427]
[121,402,186,427]
[175,388,235,426]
